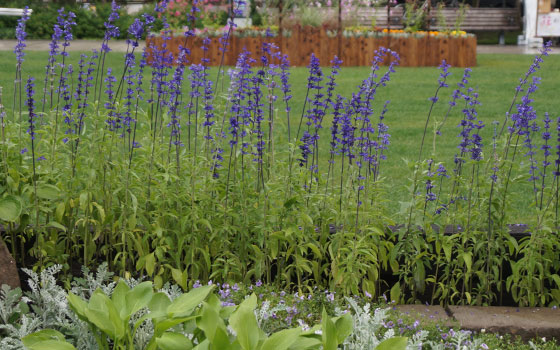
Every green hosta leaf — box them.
[229,293,260,350]
[321,308,337,350]
[22,329,76,350]
[376,336,408,350]
[156,332,193,350]
[167,285,214,318]
[148,292,171,319]
[333,312,353,344]
[154,316,199,336]
[111,281,130,317]
[67,293,88,322]
[261,327,301,350]
[85,290,125,340]
[197,295,230,348]
[36,184,60,200]
[22,339,76,350]
[288,334,321,350]
[0,195,22,222]
[125,281,153,317]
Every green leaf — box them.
[67,293,88,323]
[22,340,77,350]
[22,330,76,350]
[376,336,408,350]
[111,281,130,317]
[390,282,401,303]
[55,202,65,223]
[287,335,321,350]
[156,332,193,350]
[85,290,125,340]
[167,285,214,318]
[22,329,66,344]
[154,316,199,336]
[46,221,67,232]
[0,195,22,222]
[145,253,155,276]
[79,192,89,211]
[261,327,301,350]
[333,312,353,344]
[321,308,337,350]
[170,267,187,290]
[125,281,153,317]
[36,184,60,200]
[148,292,171,319]
[229,293,260,350]
[197,295,230,348]
[462,252,472,273]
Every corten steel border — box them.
[146,28,477,68]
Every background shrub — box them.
[0,0,143,39]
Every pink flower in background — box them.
[175,10,180,16]
[327,0,332,6]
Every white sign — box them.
[537,12,560,36]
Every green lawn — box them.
[1,50,559,220]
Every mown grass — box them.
[1,50,559,221]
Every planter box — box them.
[146,28,477,67]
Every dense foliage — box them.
[0,0,559,309]
[4,266,557,349]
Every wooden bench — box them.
[355,7,405,29]
[427,8,521,32]
[0,8,32,16]
[356,6,520,34]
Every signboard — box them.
[537,12,560,36]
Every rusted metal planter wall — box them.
[146,28,477,67]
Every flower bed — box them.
[146,26,477,67]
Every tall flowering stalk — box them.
[214,0,245,92]
[50,9,76,170]
[25,77,39,226]
[308,56,341,186]
[13,6,29,159]
[419,60,450,161]
[499,41,552,137]
[71,52,97,176]
[407,59,450,233]
[225,50,253,204]
[354,48,399,227]
[297,53,323,173]
[41,9,64,114]
[167,48,188,172]
[94,0,120,103]
[539,113,552,209]
[499,66,545,223]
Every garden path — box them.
[396,304,560,341]
[0,40,559,55]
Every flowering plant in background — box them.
[162,0,229,30]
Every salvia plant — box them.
[0,0,559,310]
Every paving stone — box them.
[0,237,20,290]
[449,306,560,341]
[395,305,560,341]
[395,305,454,325]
